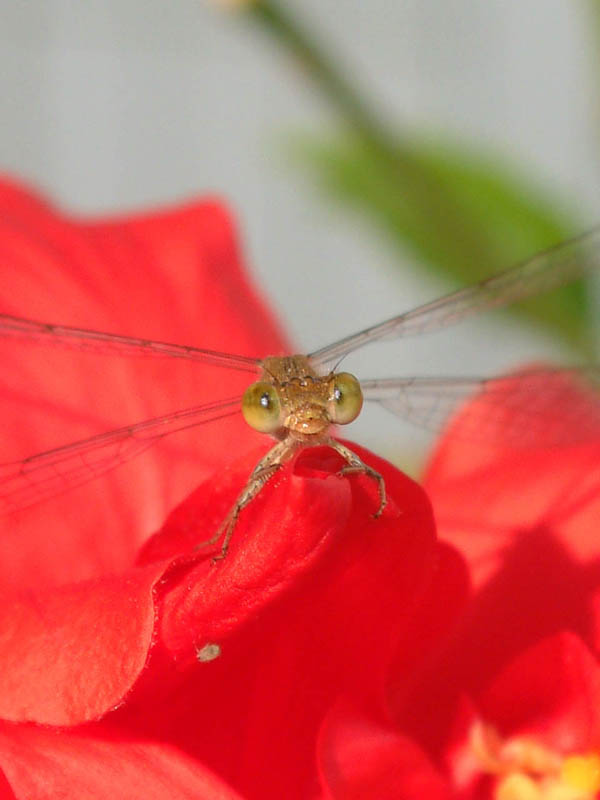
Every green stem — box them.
[248,0,496,271]
[249,0,396,154]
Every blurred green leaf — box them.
[236,1,594,353]
[289,132,592,354]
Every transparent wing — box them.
[0,396,242,514]
[0,314,262,373]
[362,368,600,447]
[310,227,600,368]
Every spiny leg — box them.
[197,438,300,562]
[327,439,387,518]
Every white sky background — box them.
[1,0,599,466]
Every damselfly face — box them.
[1,228,600,559]
[242,356,362,439]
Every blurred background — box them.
[1,0,599,466]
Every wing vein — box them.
[0,314,262,373]
[362,368,600,447]
[310,227,600,367]
[0,396,242,513]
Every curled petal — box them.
[317,702,451,800]
[0,722,242,800]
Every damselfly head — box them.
[242,356,364,440]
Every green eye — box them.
[242,381,282,433]
[328,372,363,425]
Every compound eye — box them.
[328,372,363,425]
[242,381,282,433]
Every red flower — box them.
[369,370,600,798]
[0,179,457,798]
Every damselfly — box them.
[1,229,599,558]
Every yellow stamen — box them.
[561,753,600,794]
[470,720,600,800]
[496,773,543,800]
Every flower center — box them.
[470,721,600,799]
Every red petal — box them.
[0,177,289,592]
[317,703,451,800]
[392,529,600,751]
[424,369,600,587]
[387,540,471,691]
[0,562,167,725]
[147,442,435,670]
[0,722,242,800]
[481,632,600,750]
[0,767,16,800]
[116,443,440,798]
